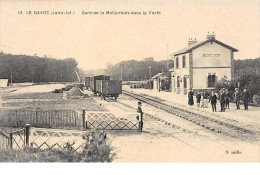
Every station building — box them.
[169,32,238,95]
[151,73,170,92]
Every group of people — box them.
[188,88,250,112]
[136,88,251,132]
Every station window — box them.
[208,75,216,87]
[182,55,186,68]
[176,57,179,69]
[177,76,180,87]
[183,77,187,88]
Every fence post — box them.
[9,133,13,149]
[82,110,86,129]
[25,124,30,147]
[35,111,38,127]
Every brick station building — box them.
[169,32,238,95]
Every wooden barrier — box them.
[0,109,84,130]
[0,131,9,151]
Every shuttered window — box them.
[176,57,179,69]
[182,55,186,68]
[208,75,216,87]
[183,77,187,88]
[177,76,180,87]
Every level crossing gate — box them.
[85,112,139,130]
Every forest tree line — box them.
[0,52,81,83]
[1,52,259,84]
[234,58,260,77]
[105,57,260,81]
[105,57,174,81]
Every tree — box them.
[0,53,80,83]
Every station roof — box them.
[151,73,164,79]
[171,38,238,57]
[168,68,175,72]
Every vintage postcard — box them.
[0,0,259,163]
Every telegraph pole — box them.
[149,66,151,90]
[167,42,169,69]
[121,64,123,81]
[0,88,2,108]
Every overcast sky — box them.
[0,0,259,70]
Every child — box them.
[196,92,201,107]
[137,101,143,132]
[203,92,209,108]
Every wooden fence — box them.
[30,127,89,152]
[0,131,10,151]
[0,109,140,131]
[0,124,89,152]
[85,112,139,130]
[0,109,84,130]
[9,127,27,150]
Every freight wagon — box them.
[85,77,91,90]
[88,75,110,94]
[96,80,122,100]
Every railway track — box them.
[122,90,258,143]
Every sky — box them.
[0,0,259,70]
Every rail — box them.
[122,90,258,142]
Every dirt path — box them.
[92,93,259,162]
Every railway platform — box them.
[123,85,260,132]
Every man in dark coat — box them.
[196,92,201,107]
[188,89,194,106]
[219,89,226,112]
[209,91,217,112]
[233,88,241,110]
[225,89,230,109]
[137,101,143,132]
[241,88,250,110]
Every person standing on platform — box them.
[203,91,209,108]
[241,88,250,110]
[196,92,201,107]
[233,88,241,110]
[209,91,217,112]
[137,101,143,132]
[219,89,226,112]
[188,88,194,106]
[225,89,230,109]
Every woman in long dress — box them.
[188,89,194,106]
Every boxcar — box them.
[89,75,110,93]
[96,80,122,100]
[85,77,91,90]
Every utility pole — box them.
[149,66,151,90]
[0,88,2,108]
[121,64,123,81]
[167,42,169,69]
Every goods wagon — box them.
[89,75,110,93]
[129,80,149,89]
[85,77,91,90]
[96,80,122,100]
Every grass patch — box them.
[2,92,106,111]
[0,130,115,162]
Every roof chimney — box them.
[188,37,197,46]
[207,31,216,40]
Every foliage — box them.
[0,52,82,83]
[234,58,260,77]
[215,73,260,100]
[105,57,174,81]
[80,130,114,162]
[0,130,114,162]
